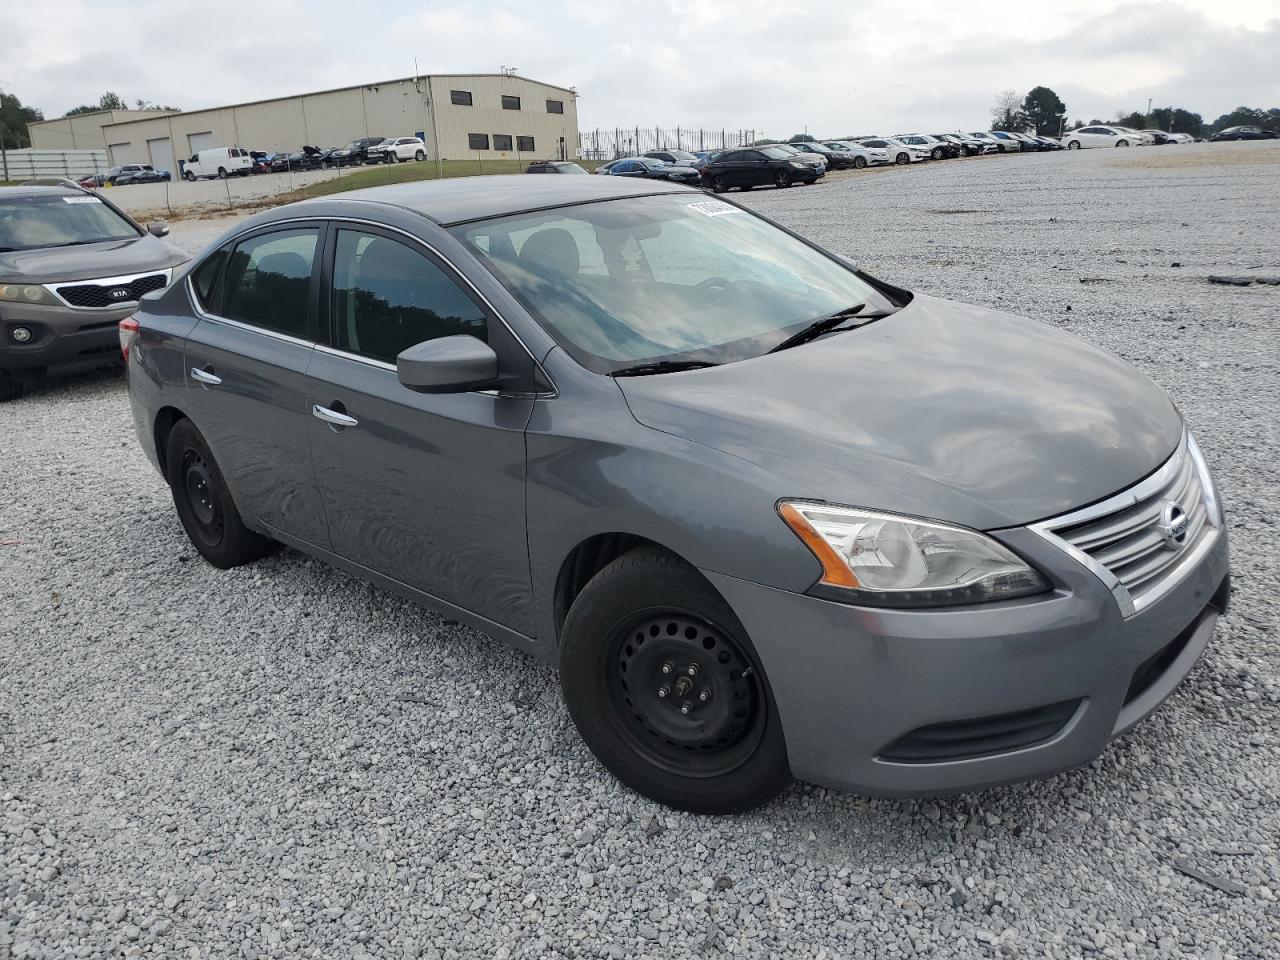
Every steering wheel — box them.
[693,276,732,306]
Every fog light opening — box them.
[11,326,33,344]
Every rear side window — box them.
[331,230,488,364]
[219,229,319,339]
[191,249,228,311]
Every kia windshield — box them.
[456,193,899,373]
[0,194,140,252]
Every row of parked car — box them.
[253,136,429,176]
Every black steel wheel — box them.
[165,418,274,569]
[774,169,791,188]
[560,547,790,813]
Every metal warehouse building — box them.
[27,108,179,150]
[32,74,578,173]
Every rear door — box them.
[304,224,539,633]
[181,223,331,548]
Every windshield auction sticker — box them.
[686,200,742,218]
[62,196,102,204]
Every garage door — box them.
[148,138,175,177]
[107,142,131,165]
[188,131,215,157]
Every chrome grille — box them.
[1031,433,1220,617]
[46,268,172,310]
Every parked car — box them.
[249,152,273,174]
[373,137,428,164]
[1060,126,1140,149]
[895,135,960,160]
[1114,127,1157,145]
[787,142,859,169]
[606,157,701,185]
[700,145,821,191]
[326,137,388,167]
[115,165,172,186]
[855,138,925,164]
[986,131,1025,152]
[182,147,253,181]
[0,182,187,401]
[126,175,1229,813]
[526,161,589,174]
[1140,130,1175,145]
[965,132,1004,154]
[1210,125,1277,141]
[1166,133,1195,144]
[821,141,878,167]
[931,134,983,156]
[1030,135,1064,151]
[764,143,826,173]
[643,149,701,167]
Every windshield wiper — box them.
[767,304,892,353]
[610,360,721,377]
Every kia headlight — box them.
[790,160,808,169]
[0,283,58,306]
[779,501,1048,607]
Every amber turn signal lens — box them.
[778,502,861,589]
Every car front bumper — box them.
[0,300,133,375]
[703,523,1230,796]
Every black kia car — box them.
[700,146,821,192]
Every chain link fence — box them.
[578,128,761,160]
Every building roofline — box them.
[94,74,577,132]
[29,108,180,128]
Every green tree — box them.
[1211,106,1274,132]
[1022,86,1066,136]
[1,91,44,150]
[1115,110,1146,129]
[989,90,1028,132]
[63,91,129,117]
[789,133,815,142]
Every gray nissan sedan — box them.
[125,176,1229,813]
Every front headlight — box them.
[0,283,58,306]
[789,160,807,169]
[778,501,1048,607]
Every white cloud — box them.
[2,0,1276,137]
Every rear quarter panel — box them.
[128,284,198,475]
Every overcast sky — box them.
[3,0,1277,135]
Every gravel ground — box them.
[2,142,1278,959]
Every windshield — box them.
[801,143,832,153]
[0,194,140,252]
[760,146,793,159]
[455,194,897,373]
[668,150,697,161]
[556,163,588,174]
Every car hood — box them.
[617,294,1183,531]
[0,235,190,284]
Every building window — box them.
[493,134,513,152]
[450,90,473,106]
[546,99,564,115]
[468,133,490,151]
[516,136,535,153]
[501,95,521,111]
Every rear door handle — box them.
[190,367,222,386]
[312,404,359,428]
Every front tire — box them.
[184,170,196,181]
[559,548,790,813]
[165,419,274,569]
[932,147,944,160]
[853,155,867,169]
[0,369,25,403]
[709,174,727,193]
[774,169,792,188]
[1116,140,1130,147]
[1067,140,1081,150]
[895,152,909,164]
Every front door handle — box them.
[190,367,222,386]
[312,404,359,428]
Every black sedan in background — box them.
[1209,125,1277,141]
[701,146,821,192]
[270,147,326,172]
[526,161,589,174]
[786,142,861,169]
[605,157,701,185]
[643,149,701,166]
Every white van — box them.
[182,147,253,181]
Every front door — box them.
[182,224,330,548]
[305,226,536,633]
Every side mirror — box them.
[397,335,498,394]
[147,222,170,238]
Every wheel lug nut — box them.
[687,663,699,677]
[657,685,670,699]
[660,662,674,675]
[698,688,712,703]
[680,701,693,715]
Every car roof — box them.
[0,184,86,200]
[285,175,695,226]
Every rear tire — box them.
[414,149,425,162]
[165,419,274,569]
[217,167,227,179]
[559,547,790,813]
[0,369,25,403]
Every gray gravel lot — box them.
[2,142,1278,959]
